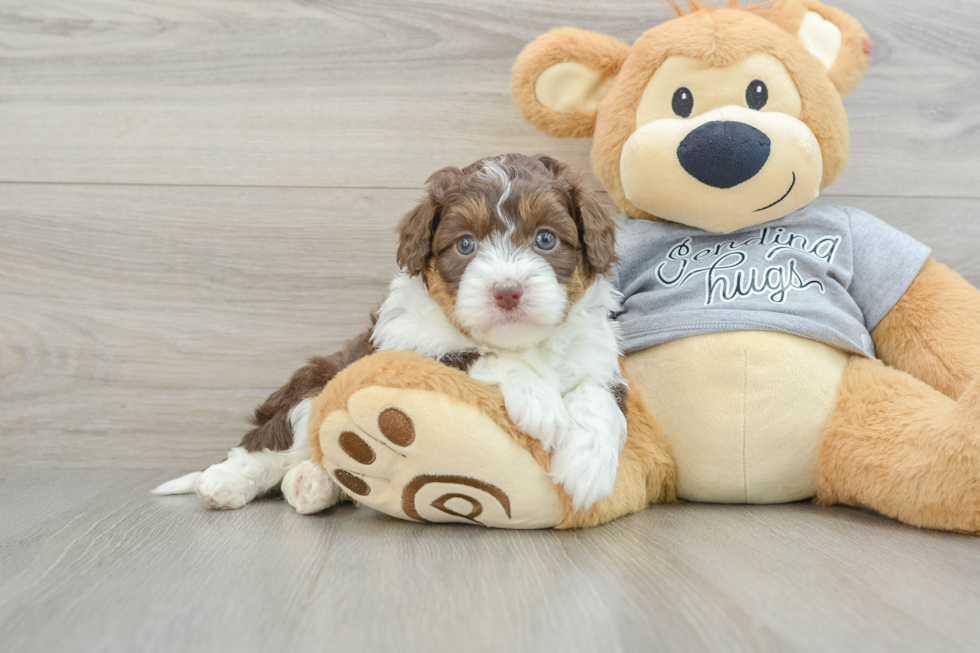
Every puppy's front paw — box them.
[549,431,620,511]
[196,467,253,510]
[502,384,569,452]
[282,460,342,515]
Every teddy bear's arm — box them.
[871,258,980,399]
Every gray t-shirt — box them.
[613,204,931,358]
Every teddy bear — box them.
[304,0,980,532]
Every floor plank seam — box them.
[1,179,979,202]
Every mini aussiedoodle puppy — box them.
[154,153,628,513]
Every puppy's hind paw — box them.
[282,460,342,515]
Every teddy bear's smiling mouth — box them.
[754,172,797,213]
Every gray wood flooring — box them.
[2,469,979,653]
[2,1,980,651]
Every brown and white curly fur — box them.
[154,154,628,512]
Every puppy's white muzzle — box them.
[454,240,568,349]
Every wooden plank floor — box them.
[1,469,979,653]
[2,1,980,651]
[2,0,979,197]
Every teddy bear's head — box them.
[512,0,871,234]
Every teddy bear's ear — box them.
[512,28,630,139]
[768,0,872,98]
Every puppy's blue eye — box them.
[534,230,557,251]
[456,236,477,256]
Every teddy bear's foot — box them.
[817,358,980,534]
[318,385,563,528]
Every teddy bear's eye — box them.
[672,87,694,118]
[746,80,769,110]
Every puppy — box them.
[153,154,628,513]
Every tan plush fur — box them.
[816,357,980,534]
[512,28,630,139]
[768,0,871,97]
[871,258,980,400]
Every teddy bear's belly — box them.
[623,331,850,504]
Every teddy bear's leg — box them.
[318,385,566,528]
[816,356,980,533]
[309,351,675,528]
[309,351,564,528]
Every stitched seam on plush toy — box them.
[742,348,749,503]
[625,321,808,336]
[621,320,874,357]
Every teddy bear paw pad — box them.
[318,386,563,529]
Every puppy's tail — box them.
[151,471,203,495]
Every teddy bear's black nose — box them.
[677,121,771,189]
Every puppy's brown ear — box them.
[574,181,619,277]
[536,155,618,277]
[396,167,462,276]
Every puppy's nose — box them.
[677,121,771,189]
[492,284,524,310]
